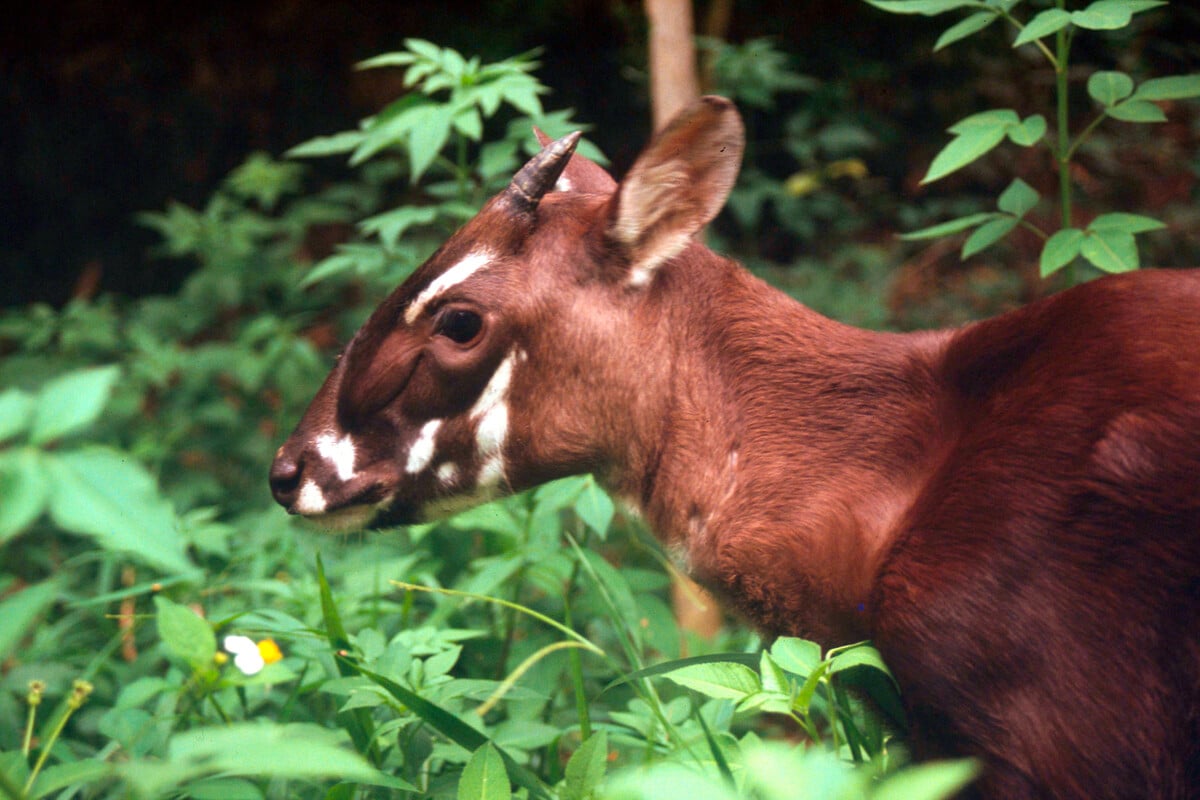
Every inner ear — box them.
[608,96,745,286]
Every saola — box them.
[271,96,1200,799]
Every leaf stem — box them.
[1054,6,1076,284]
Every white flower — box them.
[223,635,265,676]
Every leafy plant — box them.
[866,0,1200,280]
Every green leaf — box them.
[1006,114,1046,147]
[769,637,823,676]
[997,178,1039,217]
[901,212,998,241]
[1040,228,1086,277]
[934,12,998,51]
[155,596,217,670]
[660,661,761,700]
[28,760,116,800]
[0,449,49,542]
[1071,0,1165,31]
[574,477,615,539]
[873,759,980,800]
[1088,212,1166,234]
[1107,99,1168,123]
[0,578,60,657]
[1080,228,1139,273]
[962,217,1019,259]
[924,110,1019,183]
[1013,8,1071,47]
[861,0,981,15]
[0,389,34,443]
[563,731,608,800]
[600,652,761,695]
[286,130,366,159]
[1132,74,1200,101]
[458,744,509,800]
[409,105,454,182]
[29,365,120,445]
[1088,71,1134,107]
[45,447,195,575]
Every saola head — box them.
[269,96,744,530]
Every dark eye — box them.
[435,308,484,344]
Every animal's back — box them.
[872,269,1200,798]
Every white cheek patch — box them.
[406,419,443,475]
[295,480,328,515]
[468,350,518,485]
[316,433,358,481]
[404,250,495,325]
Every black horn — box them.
[501,131,582,213]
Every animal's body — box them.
[271,96,1200,798]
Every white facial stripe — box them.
[468,350,518,485]
[316,433,358,482]
[477,455,505,488]
[475,404,508,457]
[404,250,495,325]
[406,419,443,475]
[296,480,328,515]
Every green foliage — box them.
[867,0,1200,281]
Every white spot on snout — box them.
[405,250,495,325]
[406,419,443,475]
[316,433,357,481]
[296,480,328,515]
[436,462,459,485]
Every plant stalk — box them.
[1054,4,1075,283]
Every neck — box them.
[616,248,952,645]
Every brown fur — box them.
[273,97,1200,798]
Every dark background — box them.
[3,1,1198,308]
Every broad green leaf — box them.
[356,52,418,70]
[403,38,445,62]
[924,110,1019,183]
[1088,212,1166,234]
[861,0,980,15]
[1107,100,1168,123]
[1006,114,1046,147]
[0,449,49,541]
[1012,8,1070,47]
[155,596,217,670]
[828,643,895,679]
[1071,0,1165,31]
[901,212,997,240]
[873,759,980,800]
[28,760,116,799]
[1040,228,1085,277]
[1133,74,1200,101]
[563,731,608,800]
[458,744,510,800]
[45,447,195,575]
[1080,228,1139,273]
[770,637,823,676]
[1088,71,1134,107]
[934,12,997,51]
[574,477,615,539]
[29,365,120,445]
[0,389,34,443]
[0,578,59,657]
[359,205,440,249]
[661,661,761,700]
[409,106,454,182]
[178,777,262,800]
[997,178,1039,217]
[962,217,1018,259]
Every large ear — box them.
[534,128,618,195]
[608,96,744,287]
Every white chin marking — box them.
[404,250,495,325]
[406,419,443,475]
[296,480,328,515]
[316,433,358,481]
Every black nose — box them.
[269,451,302,509]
